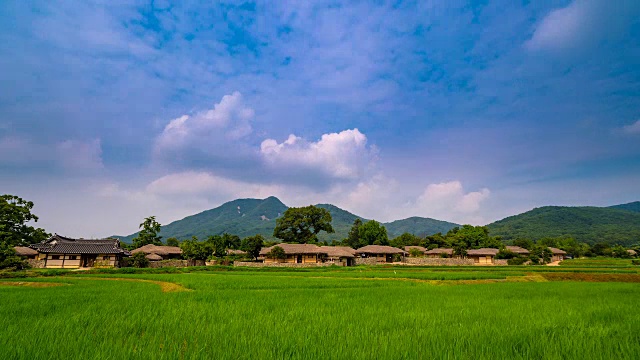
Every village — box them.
[13,233,580,269]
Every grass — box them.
[1,265,640,359]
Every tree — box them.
[612,245,631,258]
[0,194,49,246]
[266,246,286,260]
[408,248,423,257]
[130,252,149,268]
[221,233,241,250]
[180,236,213,261]
[132,216,163,248]
[241,234,264,260]
[390,232,421,248]
[344,219,363,248]
[359,220,389,246]
[0,242,28,270]
[512,238,534,250]
[273,206,334,243]
[165,237,180,247]
[446,225,491,249]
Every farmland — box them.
[1,264,640,359]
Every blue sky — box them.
[1,0,639,237]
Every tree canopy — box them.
[273,205,334,243]
[0,194,49,246]
[241,234,264,260]
[132,216,163,248]
[358,220,389,246]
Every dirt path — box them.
[71,277,191,292]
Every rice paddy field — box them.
[1,263,640,359]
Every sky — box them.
[1,0,640,237]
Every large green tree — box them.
[241,234,264,260]
[344,218,363,248]
[273,205,334,243]
[132,216,163,248]
[0,194,49,246]
[359,220,389,246]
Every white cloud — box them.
[155,91,254,153]
[622,120,640,135]
[260,128,376,180]
[524,1,638,52]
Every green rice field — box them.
[1,264,640,359]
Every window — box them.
[68,256,77,260]
[51,255,60,260]
[102,256,110,260]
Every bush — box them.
[632,259,640,266]
[130,253,149,268]
[496,249,516,260]
[507,257,527,265]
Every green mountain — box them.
[487,206,640,246]
[609,201,640,213]
[116,197,460,243]
[385,217,460,238]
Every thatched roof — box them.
[145,253,163,261]
[321,246,356,258]
[466,248,500,256]
[548,247,567,255]
[404,246,427,253]
[14,246,38,256]
[627,249,637,256]
[355,245,407,255]
[505,246,530,255]
[424,248,453,255]
[259,243,325,256]
[131,244,182,256]
[226,249,247,255]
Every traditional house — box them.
[548,247,567,262]
[321,246,356,266]
[29,234,128,268]
[131,244,183,260]
[226,249,247,256]
[404,246,427,256]
[628,249,637,257]
[259,244,326,264]
[505,246,530,256]
[424,248,454,258]
[466,248,499,265]
[355,245,407,263]
[14,246,38,259]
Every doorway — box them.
[81,255,97,267]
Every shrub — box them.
[131,253,149,268]
[409,248,423,257]
[507,257,527,265]
[496,249,516,260]
[632,260,640,266]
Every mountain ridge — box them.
[115,197,460,243]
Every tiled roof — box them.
[29,234,127,255]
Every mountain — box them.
[116,197,460,243]
[487,206,640,246]
[385,217,460,238]
[609,201,640,213]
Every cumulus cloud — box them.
[155,91,255,156]
[622,120,640,135]
[524,0,639,52]
[260,129,376,180]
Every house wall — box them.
[263,254,320,264]
[43,254,118,268]
[468,255,494,265]
[551,255,565,262]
